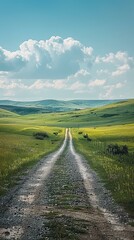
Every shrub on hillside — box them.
[87,136,92,141]
[83,133,88,139]
[53,132,58,136]
[106,144,128,155]
[83,133,92,141]
[78,131,83,134]
[33,131,49,140]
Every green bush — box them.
[78,131,83,134]
[53,132,58,136]
[106,144,128,155]
[83,133,88,139]
[33,131,49,140]
[83,133,92,141]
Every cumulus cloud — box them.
[0,36,133,100]
[0,47,26,72]
[0,37,133,83]
[0,36,93,79]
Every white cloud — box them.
[112,64,130,76]
[95,51,133,79]
[0,36,93,79]
[52,80,67,89]
[69,81,86,90]
[29,79,67,90]
[95,53,115,63]
[28,80,46,90]
[74,69,90,78]
[0,47,26,72]
[97,69,109,75]
[115,82,124,88]
[0,79,26,89]
[0,36,133,100]
[103,82,126,98]
[115,52,133,63]
[83,46,93,56]
[95,51,133,64]
[0,78,67,91]
[88,79,106,87]
[67,69,91,83]
[104,82,125,90]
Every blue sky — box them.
[0,0,134,100]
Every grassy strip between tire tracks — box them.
[40,144,92,239]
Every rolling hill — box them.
[0,99,133,127]
[0,99,120,114]
[26,99,133,127]
[0,108,19,118]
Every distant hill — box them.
[0,99,133,127]
[0,99,121,115]
[0,108,19,118]
[37,99,134,127]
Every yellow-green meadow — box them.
[72,124,134,217]
[0,122,64,195]
[0,99,134,217]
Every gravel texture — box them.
[0,129,133,240]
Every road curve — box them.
[0,128,133,240]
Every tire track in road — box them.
[0,130,68,240]
[69,129,134,240]
[0,129,133,240]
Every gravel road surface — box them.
[0,129,133,240]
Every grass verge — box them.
[0,124,64,195]
[72,124,134,218]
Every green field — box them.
[0,99,118,114]
[0,99,133,127]
[17,99,134,128]
[72,124,134,217]
[0,120,64,195]
[0,99,134,218]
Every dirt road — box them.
[0,129,133,240]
